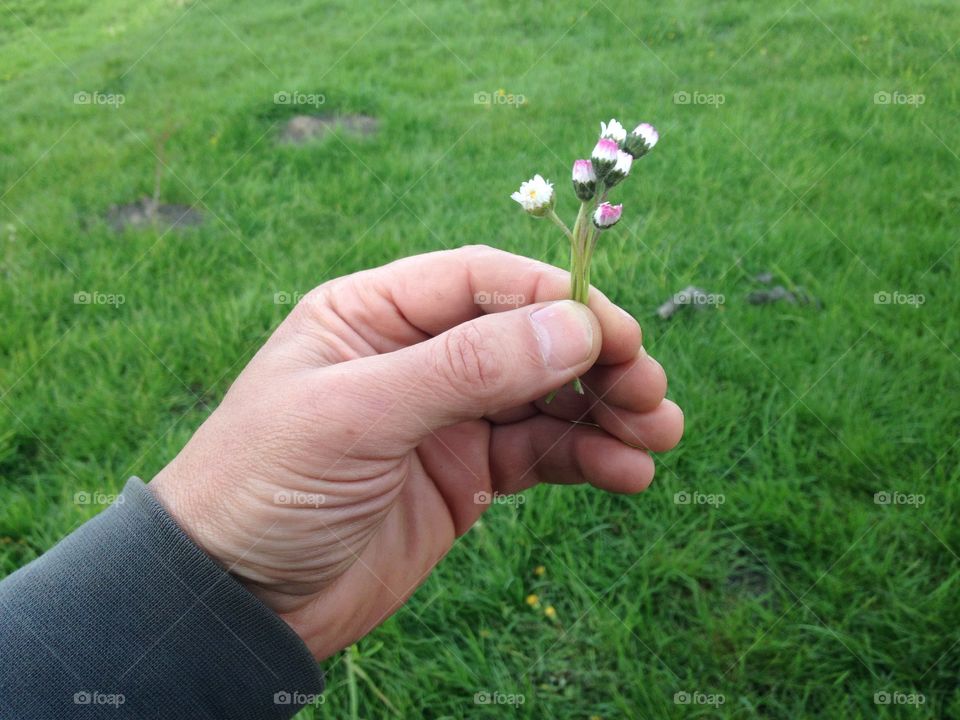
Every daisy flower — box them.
[510,174,555,217]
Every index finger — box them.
[359,245,642,365]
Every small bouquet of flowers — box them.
[511,118,659,396]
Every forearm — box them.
[0,478,323,719]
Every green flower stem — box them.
[546,208,574,243]
[544,201,593,403]
[570,200,591,304]
[582,223,600,287]
[544,182,614,403]
[578,183,607,301]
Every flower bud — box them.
[623,123,659,159]
[603,150,633,188]
[591,138,619,182]
[510,174,555,217]
[571,159,596,201]
[599,118,627,144]
[592,202,623,229]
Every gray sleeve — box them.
[0,477,324,719]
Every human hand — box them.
[150,245,683,660]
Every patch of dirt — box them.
[277,113,379,145]
[657,285,719,319]
[748,270,822,308]
[747,285,820,307]
[725,565,771,599]
[106,198,204,233]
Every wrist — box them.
[149,462,254,583]
[150,463,337,655]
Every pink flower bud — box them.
[572,159,597,201]
[592,202,623,229]
[591,138,619,165]
[633,123,659,150]
[623,123,659,158]
[591,138,620,182]
[572,159,596,184]
[604,150,633,188]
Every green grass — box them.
[2,0,959,717]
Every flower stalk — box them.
[546,208,574,243]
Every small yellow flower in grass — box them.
[479,629,491,639]
[590,715,602,720]
[544,605,557,620]
[534,565,546,577]
[525,593,540,608]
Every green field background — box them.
[1,1,958,718]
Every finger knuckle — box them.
[289,283,332,321]
[440,324,502,397]
[458,243,497,256]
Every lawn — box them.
[1,0,958,717]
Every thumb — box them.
[347,300,600,441]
